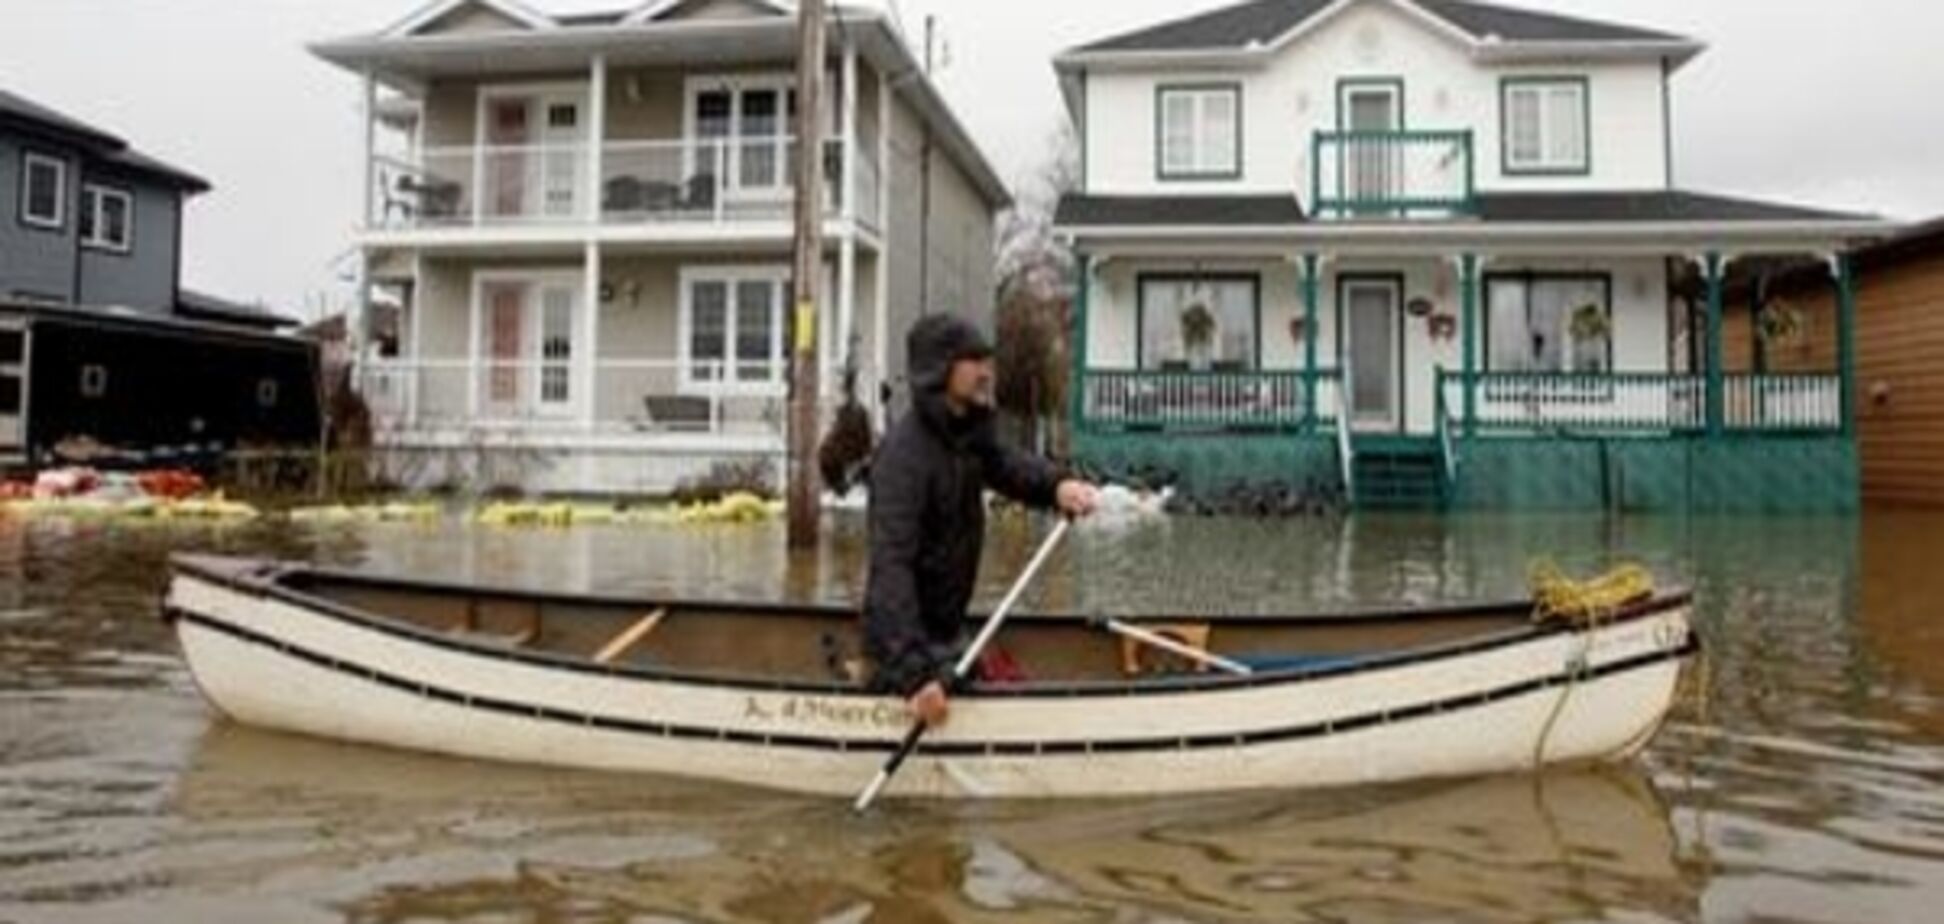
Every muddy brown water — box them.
[1,510,1941,922]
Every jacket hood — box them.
[905,314,996,439]
[906,314,994,395]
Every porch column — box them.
[1831,252,1858,437]
[839,235,858,375]
[837,40,861,370]
[841,40,859,224]
[872,63,892,428]
[583,242,602,427]
[361,69,377,230]
[1703,252,1726,438]
[1458,252,1479,437]
[587,54,607,224]
[1300,253,1320,433]
[1069,252,1092,437]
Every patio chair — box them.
[642,395,714,432]
[681,173,717,215]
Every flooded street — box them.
[2,510,1942,923]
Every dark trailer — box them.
[0,299,321,467]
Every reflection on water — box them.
[0,510,1940,922]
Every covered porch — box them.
[354,238,881,494]
[1059,197,1891,511]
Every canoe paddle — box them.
[851,516,1073,813]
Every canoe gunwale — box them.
[165,554,1696,701]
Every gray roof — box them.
[1075,0,1690,55]
[0,87,209,192]
[1054,190,1875,228]
[177,290,301,330]
[1473,191,1875,224]
[0,88,121,147]
[1056,194,1308,227]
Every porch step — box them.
[1350,439,1448,511]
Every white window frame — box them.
[79,184,134,253]
[20,152,67,229]
[684,73,839,200]
[1502,78,1589,175]
[677,264,790,396]
[1156,84,1241,180]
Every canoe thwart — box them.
[596,608,669,665]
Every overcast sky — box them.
[2,0,1940,319]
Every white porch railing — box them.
[1724,374,1844,433]
[1439,371,1842,434]
[358,358,790,437]
[370,136,880,231]
[1081,369,1341,431]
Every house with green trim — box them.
[1052,0,1898,513]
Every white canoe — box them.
[163,555,1697,801]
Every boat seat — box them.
[451,628,540,649]
[1120,623,1216,675]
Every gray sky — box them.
[2,0,1940,319]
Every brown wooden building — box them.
[1725,219,1944,507]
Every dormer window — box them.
[1156,84,1241,180]
[1502,77,1589,175]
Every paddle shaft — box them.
[852,517,1073,812]
[1098,617,1254,676]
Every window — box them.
[1157,85,1240,180]
[20,152,66,229]
[682,267,787,390]
[1503,79,1588,174]
[1486,274,1612,373]
[687,77,805,194]
[79,184,133,253]
[1138,275,1259,371]
[80,364,109,399]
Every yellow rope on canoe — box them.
[1528,560,1656,626]
[1525,559,1656,770]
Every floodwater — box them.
[2,508,1942,923]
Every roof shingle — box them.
[1053,190,1876,228]
[1075,0,1690,55]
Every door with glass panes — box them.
[481,89,587,221]
[479,277,580,420]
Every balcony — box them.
[368,136,881,233]
[359,358,791,438]
[1311,130,1474,219]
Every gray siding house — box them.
[0,89,204,312]
[0,88,317,465]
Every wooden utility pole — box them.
[787,0,828,548]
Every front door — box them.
[1343,278,1403,432]
[1341,83,1403,207]
[480,278,580,420]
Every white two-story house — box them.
[1054,0,1896,513]
[313,0,1008,495]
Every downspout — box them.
[1661,57,1674,189]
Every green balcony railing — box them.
[1311,130,1475,217]
[1082,369,1340,433]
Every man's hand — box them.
[907,680,950,728]
[1055,479,1100,519]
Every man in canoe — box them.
[864,314,1099,727]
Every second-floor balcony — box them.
[368,136,881,234]
[1311,130,1475,219]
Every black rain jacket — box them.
[861,316,1062,695]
